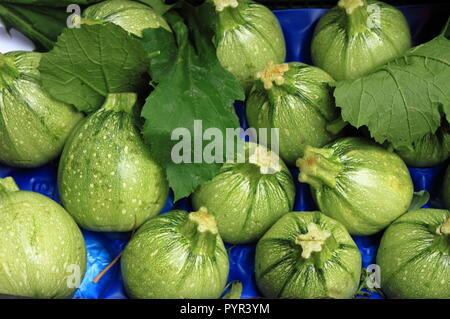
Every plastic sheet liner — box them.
[0,5,447,300]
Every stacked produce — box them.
[0,0,449,300]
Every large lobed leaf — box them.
[141,8,244,201]
[39,23,149,113]
[334,20,450,149]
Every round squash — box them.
[58,93,168,232]
[0,177,86,298]
[246,62,340,166]
[297,137,414,235]
[121,208,229,299]
[395,125,450,168]
[212,0,286,92]
[192,142,295,244]
[255,211,362,299]
[376,209,450,299]
[311,0,411,80]
[82,0,170,37]
[0,51,83,168]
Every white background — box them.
[0,18,35,53]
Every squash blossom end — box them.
[256,61,289,90]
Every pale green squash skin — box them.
[0,52,83,168]
[376,209,450,299]
[311,0,411,81]
[192,143,295,244]
[121,210,229,299]
[0,178,86,299]
[247,62,339,166]
[395,125,450,168]
[444,165,450,209]
[58,94,168,232]
[214,0,286,92]
[255,211,362,299]
[83,0,170,37]
[298,137,414,235]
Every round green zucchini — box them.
[212,0,286,92]
[246,62,340,166]
[297,137,414,235]
[58,93,168,232]
[255,211,362,299]
[192,142,295,244]
[376,209,450,299]
[0,177,86,298]
[0,51,83,168]
[311,0,411,80]
[121,208,229,299]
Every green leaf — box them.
[0,0,101,7]
[141,8,244,201]
[0,4,67,50]
[141,27,177,80]
[334,30,450,149]
[408,190,430,212]
[39,23,149,113]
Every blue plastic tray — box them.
[0,5,447,299]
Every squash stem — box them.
[326,116,348,135]
[432,217,450,254]
[102,93,137,114]
[438,217,450,235]
[296,146,344,190]
[180,207,219,256]
[215,1,246,31]
[0,177,20,193]
[0,54,19,89]
[213,0,239,12]
[294,222,337,267]
[339,0,370,35]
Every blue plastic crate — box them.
[0,5,447,299]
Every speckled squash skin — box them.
[0,178,86,299]
[121,209,229,299]
[395,125,450,168]
[311,0,411,81]
[376,209,450,299]
[192,142,295,244]
[82,0,170,37]
[58,93,168,232]
[297,137,414,235]
[444,165,450,209]
[247,62,339,166]
[0,52,83,168]
[214,0,286,92]
[255,211,361,299]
